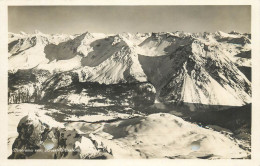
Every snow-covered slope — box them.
[77,34,147,84]
[138,32,251,106]
[8,108,249,159]
[156,38,251,106]
[8,31,251,106]
[8,30,75,72]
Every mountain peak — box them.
[34,30,43,35]
[8,30,251,106]
[229,30,241,35]
[20,31,27,35]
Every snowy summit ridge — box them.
[8,30,251,106]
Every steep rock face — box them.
[136,32,251,106]
[159,40,251,106]
[8,31,251,107]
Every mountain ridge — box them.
[8,30,251,107]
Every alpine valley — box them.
[8,30,251,159]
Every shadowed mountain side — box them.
[136,102,238,115]
[8,36,38,55]
[228,36,251,45]
[9,31,252,106]
[238,66,251,81]
[8,40,20,52]
[158,42,251,105]
[44,33,86,61]
[204,56,251,95]
[235,50,251,59]
[41,72,155,108]
[138,33,193,57]
[217,36,251,45]
[187,104,251,141]
[136,102,251,142]
[8,69,37,88]
[8,69,52,104]
[138,54,174,90]
[137,35,199,91]
[81,36,129,67]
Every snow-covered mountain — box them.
[8,108,248,159]
[8,30,251,107]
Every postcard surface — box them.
[1,0,260,165]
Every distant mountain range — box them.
[8,30,251,107]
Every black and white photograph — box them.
[5,4,256,160]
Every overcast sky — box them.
[8,6,251,34]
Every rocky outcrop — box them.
[9,113,113,159]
